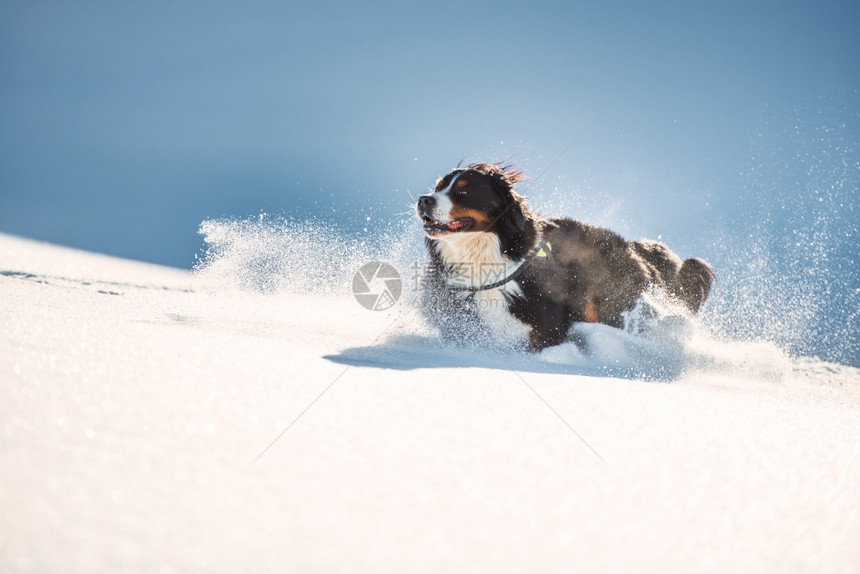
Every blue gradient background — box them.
[1,1,858,363]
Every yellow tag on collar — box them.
[536,242,552,258]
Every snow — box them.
[2,230,859,573]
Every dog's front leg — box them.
[528,327,568,352]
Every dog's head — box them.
[416,164,536,257]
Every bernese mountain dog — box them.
[416,162,714,351]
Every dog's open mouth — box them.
[422,216,474,234]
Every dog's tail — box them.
[673,258,714,314]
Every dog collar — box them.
[535,241,552,258]
[445,236,553,293]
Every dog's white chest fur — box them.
[434,232,532,341]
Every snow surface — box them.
[2,231,859,573]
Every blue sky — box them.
[1,0,857,267]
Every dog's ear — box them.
[487,166,528,230]
[498,190,529,232]
[495,188,538,259]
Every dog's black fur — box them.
[417,162,715,350]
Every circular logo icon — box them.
[352,261,402,311]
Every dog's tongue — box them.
[447,220,468,230]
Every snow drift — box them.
[1,228,858,573]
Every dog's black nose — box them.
[418,195,436,209]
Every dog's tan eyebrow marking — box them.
[455,179,468,189]
[437,173,460,194]
[435,178,443,188]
